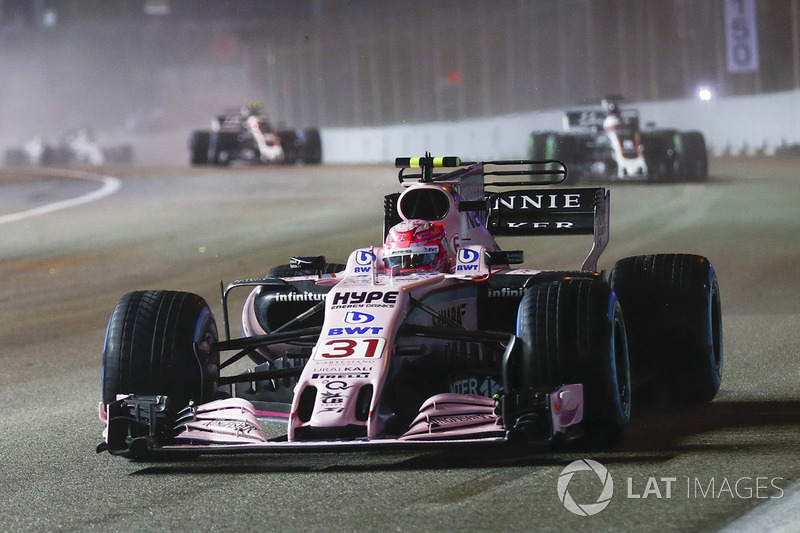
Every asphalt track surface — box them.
[1,158,799,532]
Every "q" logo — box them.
[458,248,480,264]
[557,459,614,516]
[355,250,374,266]
[344,311,375,324]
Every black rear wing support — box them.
[581,188,609,272]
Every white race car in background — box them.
[189,103,322,166]
[529,97,708,182]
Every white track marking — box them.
[0,170,122,225]
[717,480,800,532]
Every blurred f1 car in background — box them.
[189,103,322,166]
[529,97,708,182]
[98,155,723,460]
[4,128,134,167]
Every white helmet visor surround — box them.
[383,245,440,270]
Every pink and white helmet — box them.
[383,219,449,272]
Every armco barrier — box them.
[320,90,800,163]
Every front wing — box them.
[97,384,584,460]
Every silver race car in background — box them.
[98,155,722,459]
[4,128,133,167]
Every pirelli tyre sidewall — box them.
[610,254,723,403]
[102,290,219,407]
[515,279,631,445]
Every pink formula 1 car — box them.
[98,155,723,459]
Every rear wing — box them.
[485,186,609,271]
[214,114,247,131]
[563,108,640,133]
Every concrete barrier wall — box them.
[321,89,800,163]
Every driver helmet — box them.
[383,219,449,273]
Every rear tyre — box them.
[278,130,299,164]
[514,279,631,445]
[4,148,29,166]
[528,131,580,182]
[679,131,708,181]
[642,129,679,180]
[303,129,322,164]
[610,254,722,403]
[189,131,210,165]
[528,132,554,160]
[102,290,219,407]
[209,132,237,166]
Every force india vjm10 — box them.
[98,156,723,459]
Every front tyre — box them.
[514,279,631,445]
[102,290,219,407]
[610,254,722,403]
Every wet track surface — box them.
[1,158,799,531]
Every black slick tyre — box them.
[209,132,236,166]
[515,279,631,445]
[278,130,299,164]
[642,129,679,180]
[303,129,322,164]
[528,132,554,160]
[528,131,580,182]
[679,131,708,181]
[102,290,219,407]
[610,254,722,403]
[189,131,210,165]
